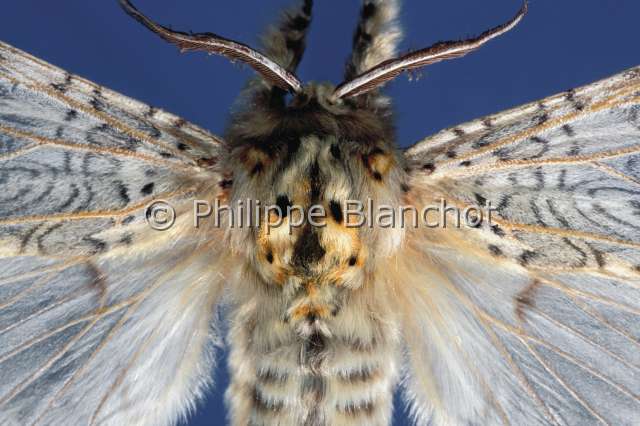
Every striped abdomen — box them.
[225,284,400,426]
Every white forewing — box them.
[0,41,232,425]
[397,66,640,425]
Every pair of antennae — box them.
[119,0,527,100]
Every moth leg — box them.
[262,0,314,72]
[345,0,402,80]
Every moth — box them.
[1,0,639,425]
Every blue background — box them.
[2,1,638,424]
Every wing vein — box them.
[494,218,640,250]
[436,141,640,178]
[414,257,563,424]
[570,294,640,350]
[0,259,84,311]
[0,69,195,165]
[517,337,610,426]
[88,242,217,424]
[591,162,640,187]
[0,124,188,168]
[0,319,101,408]
[0,189,191,225]
[527,305,640,372]
[534,276,640,320]
[435,87,640,169]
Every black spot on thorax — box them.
[309,162,322,202]
[329,200,343,223]
[276,195,292,217]
[292,228,325,269]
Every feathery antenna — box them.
[119,0,303,93]
[334,1,528,99]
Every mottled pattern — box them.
[401,65,640,425]
[0,41,224,256]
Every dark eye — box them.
[348,256,358,266]
[329,200,343,223]
[276,195,292,217]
